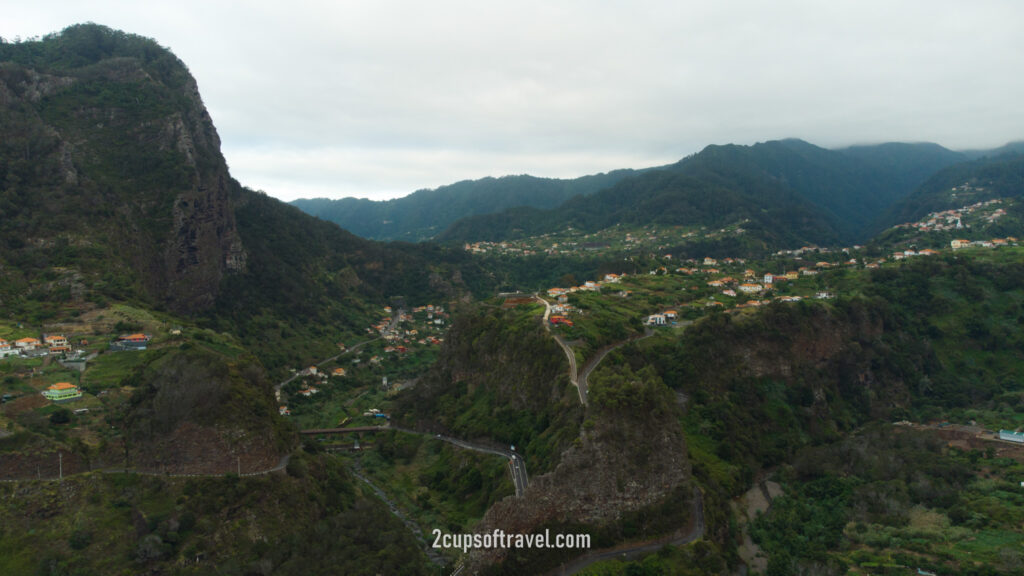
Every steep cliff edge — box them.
[0,24,244,313]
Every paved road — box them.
[384,426,530,498]
[577,328,654,404]
[274,335,382,402]
[2,452,294,483]
[534,295,584,405]
[547,487,705,576]
[348,463,447,567]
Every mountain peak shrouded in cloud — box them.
[3,1,1023,201]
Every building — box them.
[0,339,19,359]
[738,283,763,294]
[15,337,40,350]
[951,239,970,250]
[332,367,347,377]
[42,382,83,402]
[999,430,1024,443]
[44,335,68,347]
[645,314,667,326]
[549,315,574,327]
[110,333,151,351]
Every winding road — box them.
[546,487,705,576]
[274,336,380,403]
[534,294,655,406]
[392,426,530,497]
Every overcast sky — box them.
[5,1,1024,201]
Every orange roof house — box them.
[15,338,40,349]
[42,382,82,402]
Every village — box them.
[462,220,751,258]
[276,304,450,429]
[533,200,1021,345]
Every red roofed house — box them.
[15,337,40,350]
[42,382,82,402]
[0,339,18,358]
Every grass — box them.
[81,348,160,390]
[345,432,514,538]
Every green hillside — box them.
[438,139,968,250]
[290,170,645,241]
[886,152,1024,225]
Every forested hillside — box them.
[886,152,1024,225]
[439,139,968,250]
[291,170,644,241]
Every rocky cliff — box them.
[0,24,245,313]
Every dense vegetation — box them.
[395,305,583,474]
[291,170,644,241]
[0,451,432,575]
[887,152,1024,224]
[439,139,970,249]
[752,426,1024,576]
[4,23,1024,576]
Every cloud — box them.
[4,1,1024,200]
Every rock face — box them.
[0,25,246,313]
[468,389,690,570]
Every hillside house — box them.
[549,315,574,327]
[333,368,346,377]
[951,239,970,249]
[110,333,151,351]
[42,382,82,402]
[763,273,774,285]
[0,339,19,359]
[15,337,40,350]
[738,283,763,294]
[44,335,68,347]
[664,310,678,320]
[279,406,291,416]
[645,314,667,326]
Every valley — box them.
[3,24,1024,576]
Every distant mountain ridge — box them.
[294,138,1016,249]
[291,169,648,241]
[437,139,978,251]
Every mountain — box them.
[885,151,1024,225]
[0,23,245,313]
[438,139,968,250]
[290,169,645,241]
[0,24,497,371]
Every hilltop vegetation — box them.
[291,170,644,241]
[395,305,583,475]
[438,139,970,251]
[4,22,1024,576]
[0,451,432,576]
